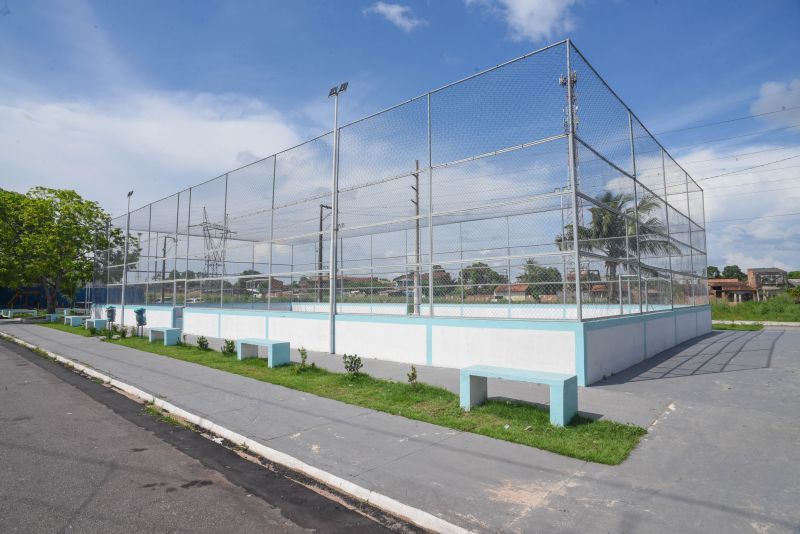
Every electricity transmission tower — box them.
[191,207,234,278]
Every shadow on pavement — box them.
[598,329,784,386]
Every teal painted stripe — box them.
[426,323,433,366]
[575,324,587,387]
[583,306,709,331]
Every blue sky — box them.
[1,0,799,270]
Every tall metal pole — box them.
[328,91,341,354]
[173,193,180,305]
[184,187,192,305]
[628,111,643,314]
[427,93,434,316]
[662,149,675,309]
[267,157,276,310]
[411,160,421,315]
[121,191,133,328]
[318,203,330,303]
[565,41,582,321]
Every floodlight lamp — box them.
[127,190,134,198]
[328,87,338,97]
[338,82,348,93]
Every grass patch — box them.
[39,323,645,464]
[711,294,800,322]
[42,322,96,337]
[712,323,764,331]
[143,402,194,430]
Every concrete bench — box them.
[148,327,182,346]
[46,314,63,323]
[460,365,578,426]
[63,315,89,327]
[85,318,108,331]
[236,338,290,368]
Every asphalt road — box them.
[0,339,410,533]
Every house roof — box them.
[493,283,530,293]
[709,278,753,291]
[747,268,787,274]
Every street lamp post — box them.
[120,190,133,328]
[327,82,347,354]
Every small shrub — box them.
[103,328,113,340]
[293,346,309,374]
[407,365,418,387]
[119,327,127,339]
[342,353,363,378]
[197,336,209,350]
[221,339,236,356]
[88,326,97,336]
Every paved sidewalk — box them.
[2,323,798,533]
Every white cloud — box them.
[0,92,302,216]
[363,2,427,32]
[750,79,800,127]
[466,0,578,43]
[675,141,800,271]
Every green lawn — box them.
[712,323,764,331]
[39,322,645,465]
[711,294,800,322]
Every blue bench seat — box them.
[64,315,89,327]
[85,318,108,331]
[148,327,182,346]
[460,365,578,426]
[236,338,290,368]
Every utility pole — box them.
[410,160,421,315]
[318,204,331,303]
[121,190,133,328]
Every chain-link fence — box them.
[92,40,707,321]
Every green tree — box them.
[0,189,27,289]
[722,265,746,281]
[460,262,507,295]
[9,188,119,312]
[787,271,800,279]
[555,191,677,301]
[707,266,721,279]
[516,259,562,296]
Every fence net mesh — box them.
[94,41,707,320]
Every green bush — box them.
[407,365,418,388]
[197,336,209,350]
[221,339,236,356]
[342,353,363,378]
[88,326,97,336]
[712,294,800,322]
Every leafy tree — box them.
[555,191,677,301]
[707,266,721,279]
[722,265,746,281]
[517,259,562,296]
[460,262,507,295]
[787,271,800,279]
[0,189,26,289]
[8,188,120,312]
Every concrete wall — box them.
[582,307,712,385]
[91,305,175,329]
[98,303,711,387]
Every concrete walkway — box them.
[2,323,798,533]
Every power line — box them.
[667,123,800,151]
[702,174,800,190]
[680,145,800,165]
[695,154,800,181]
[705,211,800,224]
[654,105,800,136]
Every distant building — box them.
[709,278,755,303]
[746,268,788,300]
[493,283,531,302]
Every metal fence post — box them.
[427,92,434,316]
[184,187,192,306]
[268,157,276,311]
[220,174,229,308]
[684,171,695,306]
[145,204,152,305]
[661,149,674,309]
[173,193,180,306]
[628,111,643,314]
[565,40,582,321]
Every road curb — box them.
[0,331,470,534]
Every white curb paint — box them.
[0,332,470,534]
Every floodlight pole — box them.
[411,160,421,315]
[121,190,133,328]
[328,82,347,354]
[318,204,331,303]
[564,41,582,321]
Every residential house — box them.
[493,283,532,302]
[746,268,788,300]
[708,278,755,303]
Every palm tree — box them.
[556,191,677,302]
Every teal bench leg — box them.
[236,340,253,361]
[549,376,578,426]
[163,330,180,346]
[267,342,290,368]
[459,370,488,411]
